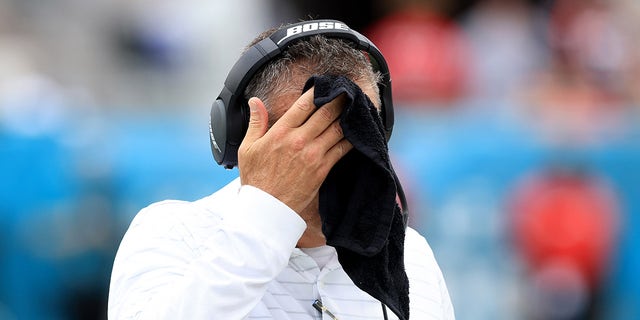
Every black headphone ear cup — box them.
[209,99,228,166]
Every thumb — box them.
[244,97,268,143]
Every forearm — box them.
[108,185,306,319]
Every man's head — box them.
[209,19,394,168]
[244,30,382,125]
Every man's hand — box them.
[237,88,352,216]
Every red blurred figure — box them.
[509,165,619,319]
[366,5,470,106]
[515,0,631,147]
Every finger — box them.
[243,97,269,144]
[302,93,346,137]
[315,120,346,153]
[274,87,316,129]
[322,138,353,170]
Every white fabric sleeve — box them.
[404,228,456,320]
[108,185,307,319]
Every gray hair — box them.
[243,28,381,117]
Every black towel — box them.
[303,75,410,320]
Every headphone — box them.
[209,19,394,169]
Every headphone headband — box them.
[210,19,394,169]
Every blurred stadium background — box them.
[1,0,639,319]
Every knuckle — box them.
[316,106,334,122]
[335,142,346,155]
[293,98,315,113]
[269,127,285,140]
[301,146,319,162]
[238,140,251,154]
[290,135,307,151]
[334,145,347,161]
[237,146,250,164]
[332,122,343,137]
[337,140,352,158]
[238,144,247,155]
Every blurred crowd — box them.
[1,0,639,319]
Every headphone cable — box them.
[381,302,389,320]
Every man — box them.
[108,20,454,319]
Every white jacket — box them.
[108,178,454,319]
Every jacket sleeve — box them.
[404,228,456,320]
[107,184,307,319]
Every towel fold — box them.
[303,74,410,320]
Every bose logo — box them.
[277,21,349,45]
[209,120,222,154]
